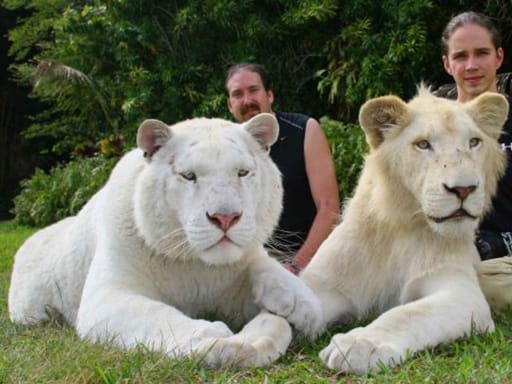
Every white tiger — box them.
[8,113,323,367]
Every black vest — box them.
[269,112,317,252]
[480,95,512,233]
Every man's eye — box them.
[452,53,467,60]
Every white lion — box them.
[300,89,509,374]
[8,113,323,367]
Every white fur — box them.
[8,113,323,367]
[301,89,509,374]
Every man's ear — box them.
[442,55,452,75]
[496,47,504,70]
[227,97,234,114]
[268,90,274,104]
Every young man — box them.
[225,62,340,273]
[441,11,512,311]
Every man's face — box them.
[442,23,503,102]
[226,69,274,122]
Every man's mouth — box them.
[465,76,484,84]
[242,104,260,116]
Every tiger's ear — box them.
[359,95,410,150]
[243,113,279,150]
[137,119,172,159]
[464,92,509,140]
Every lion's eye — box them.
[415,140,431,150]
[469,137,481,148]
[238,169,249,177]
[179,171,196,181]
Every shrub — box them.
[321,117,368,202]
[13,156,118,227]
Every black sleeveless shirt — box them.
[480,95,512,233]
[269,112,317,252]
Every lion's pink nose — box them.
[207,212,241,231]
[443,184,477,200]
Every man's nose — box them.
[466,55,478,70]
[242,93,252,104]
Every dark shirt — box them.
[479,95,512,234]
[269,112,316,252]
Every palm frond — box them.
[32,59,93,88]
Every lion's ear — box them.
[243,113,279,150]
[359,95,410,150]
[137,119,172,159]
[464,92,509,140]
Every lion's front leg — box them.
[319,272,494,374]
[249,254,324,339]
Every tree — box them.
[3,0,511,156]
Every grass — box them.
[1,220,512,383]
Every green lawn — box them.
[1,220,512,383]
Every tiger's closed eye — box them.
[179,172,196,181]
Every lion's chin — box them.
[428,215,479,239]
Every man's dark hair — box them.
[225,62,272,92]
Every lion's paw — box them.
[174,320,233,355]
[252,271,324,339]
[320,332,403,375]
[193,335,282,367]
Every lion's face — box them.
[359,88,508,238]
[133,114,282,265]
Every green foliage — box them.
[4,0,512,159]
[321,117,368,201]
[317,0,441,119]
[12,156,118,227]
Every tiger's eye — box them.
[179,172,196,181]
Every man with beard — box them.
[225,62,340,274]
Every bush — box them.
[13,156,118,227]
[321,117,368,202]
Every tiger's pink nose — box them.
[207,212,241,231]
